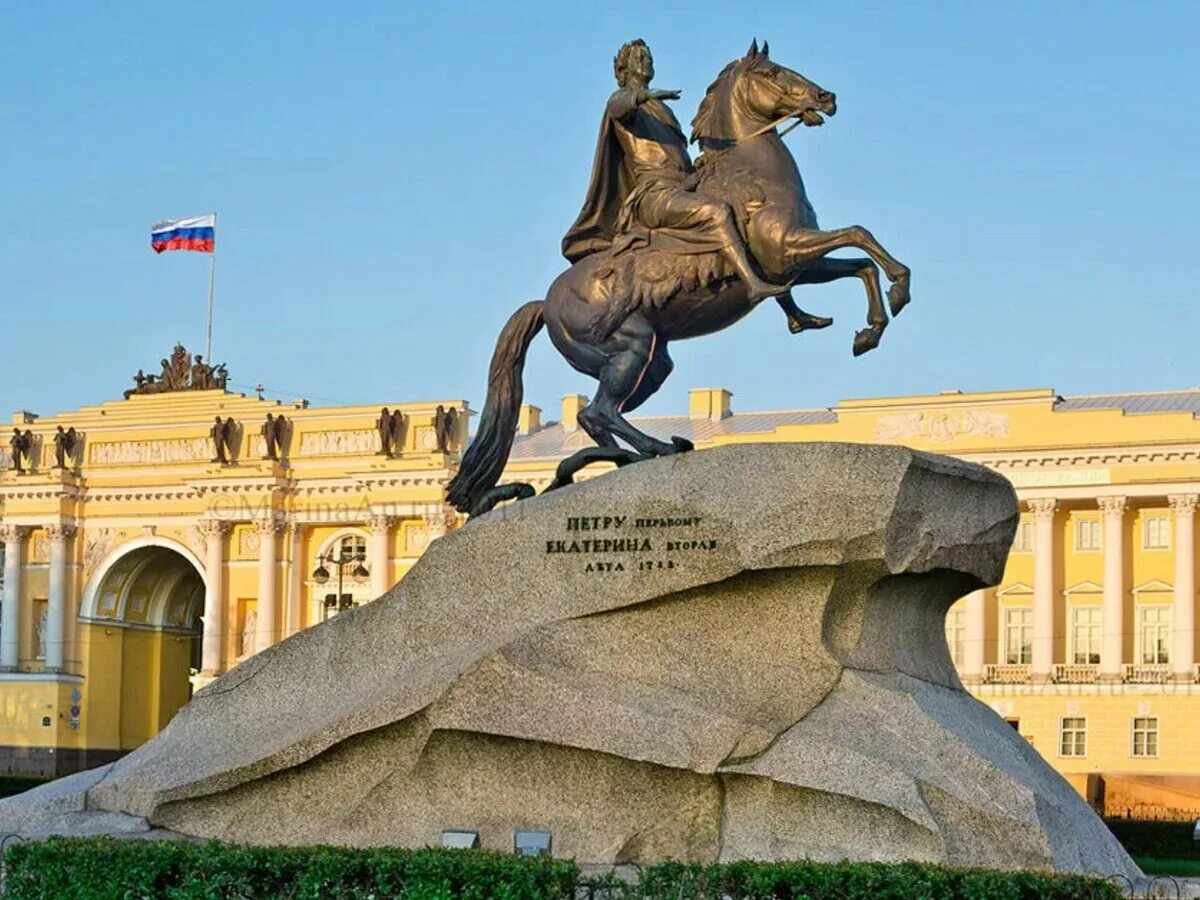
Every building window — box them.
[1075,519,1102,552]
[945,607,966,665]
[1059,717,1087,757]
[1012,521,1033,553]
[1138,605,1172,664]
[1004,607,1033,665]
[1070,607,1102,664]
[1143,517,1170,551]
[336,534,366,561]
[1131,717,1159,758]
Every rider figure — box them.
[563,39,790,303]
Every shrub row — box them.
[0,837,1124,899]
[618,859,1123,900]
[1105,817,1198,860]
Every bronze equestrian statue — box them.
[448,40,910,517]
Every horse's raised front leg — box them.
[791,257,888,355]
[785,225,911,317]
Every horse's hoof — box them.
[887,280,910,317]
[853,327,882,357]
[670,436,695,452]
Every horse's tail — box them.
[446,300,545,514]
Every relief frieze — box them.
[90,437,210,465]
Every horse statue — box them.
[448,41,910,517]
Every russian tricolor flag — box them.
[151,215,215,253]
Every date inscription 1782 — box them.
[545,515,718,574]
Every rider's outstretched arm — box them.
[607,87,681,121]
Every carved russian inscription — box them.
[544,514,717,574]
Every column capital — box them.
[43,523,76,542]
[253,515,286,535]
[1168,494,1199,515]
[1097,495,1127,516]
[366,514,394,533]
[1028,498,1058,520]
[423,504,458,534]
[0,524,30,544]
[197,518,231,537]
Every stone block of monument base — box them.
[0,444,1139,877]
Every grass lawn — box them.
[1136,856,1200,877]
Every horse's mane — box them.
[691,48,766,144]
[690,58,740,144]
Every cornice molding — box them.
[966,443,1200,470]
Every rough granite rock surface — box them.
[0,444,1141,876]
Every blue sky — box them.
[1,1,1196,419]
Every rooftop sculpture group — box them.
[125,343,229,398]
[448,39,910,516]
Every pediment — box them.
[998,581,1033,596]
[1132,579,1173,594]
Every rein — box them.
[697,112,800,166]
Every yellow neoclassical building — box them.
[0,360,466,776]
[2,373,1199,815]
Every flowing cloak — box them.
[562,102,637,264]
[561,95,723,264]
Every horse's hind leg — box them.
[577,315,682,457]
[620,340,673,413]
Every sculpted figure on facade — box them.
[388,410,406,458]
[52,425,78,469]
[377,408,395,457]
[261,413,287,461]
[211,416,238,465]
[8,429,33,474]
[434,406,459,454]
[163,345,190,390]
[448,39,910,516]
[191,355,212,390]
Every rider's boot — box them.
[723,241,791,302]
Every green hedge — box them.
[1,839,576,900]
[0,837,1125,900]
[1105,817,1199,860]
[624,859,1123,899]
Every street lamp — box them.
[312,542,369,620]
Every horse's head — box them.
[692,39,836,144]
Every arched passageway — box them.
[83,545,204,749]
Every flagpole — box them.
[206,211,216,362]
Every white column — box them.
[1169,494,1197,682]
[368,515,393,598]
[44,524,75,671]
[0,525,29,670]
[199,519,229,675]
[1030,498,1058,683]
[1098,496,1127,682]
[286,521,303,637]
[962,589,986,684]
[254,517,283,653]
